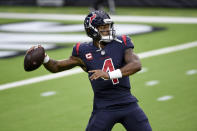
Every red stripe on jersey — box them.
[122,35,127,46]
[76,42,80,55]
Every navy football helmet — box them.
[84,10,115,42]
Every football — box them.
[24,45,45,71]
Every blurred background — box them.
[0,0,197,131]
[1,0,197,7]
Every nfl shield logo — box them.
[85,53,93,60]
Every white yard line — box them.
[186,69,197,75]
[137,41,197,58]
[157,96,173,101]
[0,41,197,91]
[0,12,197,24]
[0,68,83,91]
[145,80,159,86]
[40,91,57,97]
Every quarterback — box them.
[34,10,152,131]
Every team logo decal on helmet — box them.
[90,14,96,24]
[84,10,115,42]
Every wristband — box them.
[43,54,50,64]
[108,69,122,79]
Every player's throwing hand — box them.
[89,70,109,80]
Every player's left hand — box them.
[89,70,109,80]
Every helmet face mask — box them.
[84,10,116,43]
[97,23,115,43]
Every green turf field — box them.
[0,7,197,131]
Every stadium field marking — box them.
[0,68,83,91]
[41,91,57,97]
[137,67,148,74]
[137,41,197,58]
[186,69,197,75]
[145,80,159,86]
[157,96,173,101]
[0,12,197,24]
[0,41,197,91]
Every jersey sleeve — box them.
[72,42,81,57]
[121,35,134,49]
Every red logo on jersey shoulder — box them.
[85,53,93,60]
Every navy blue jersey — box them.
[72,35,137,109]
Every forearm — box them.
[120,61,141,77]
[43,56,81,73]
[43,59,76,73]
[43,59,58,73]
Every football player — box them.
[41,10,152,131]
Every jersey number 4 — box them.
[102,58,119,84]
